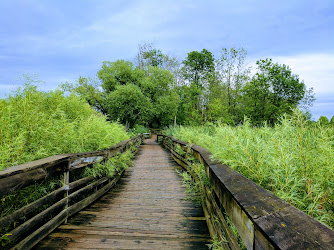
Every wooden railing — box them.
[157,134,334,250]
[0,135,143,250]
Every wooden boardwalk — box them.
[35,135,210,249]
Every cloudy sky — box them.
[0,0,333,120]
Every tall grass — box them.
[166,110,334,229]
[0,84,129,170]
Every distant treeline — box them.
[65,42,322,128]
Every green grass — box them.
[166,109,334,229]
[0,84,129,170]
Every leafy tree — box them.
[105,84,153,128]
[209,48,250,124]
[97,60,143,92]
[182,49,215,87]
[135,42,180,74]
[318,116,329,126]
[179,49,215,124]
[154,91,180,128]
[242,59,314,125]
[330,115,334,126]
[138,66,175,100]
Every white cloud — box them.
[270,53,334,95]
[247,53,334,95]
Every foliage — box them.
[105,83,153,128]
[210,48,250,124]
[76,54,180,128]
[242,59,314,125]
[129,125,150,136]
[0,83,129,170]
[73,44,315,128]
[97,60,142,92]
[318,116,329,126]
[182,49,215,87]
[1,234,11,247]
[84,150,134,178]
[330,115,334,125]
[166,109,334,229]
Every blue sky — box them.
[0,0,333,120]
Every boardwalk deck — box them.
[35,135,210,249]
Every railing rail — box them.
[0,134,143,250]
[157,134,334,250]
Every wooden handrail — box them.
[0,134,143,250]
[157,134,334,249]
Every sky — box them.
[0,0,333,120]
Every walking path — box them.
[35,135,210,249]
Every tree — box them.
[97,60,143,92]
[182,49,215,88]
[105,84,153,128]
[209,48,250,124]
[180,49,215,124]
[155,91,180,128]
[330,115,334,126]
[242,59,314,125]
[135,42,180,75]
[318,116,329,126]
[61,76,107,115]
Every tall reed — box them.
[166,109,334,229]
[0,84,129,170]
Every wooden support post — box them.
[63,161,70,223]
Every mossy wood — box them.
[0,135,143,250]
[157,134,334,249]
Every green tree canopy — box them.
[330,115,334,125]
[242,59,314,125]
[97,60,143,92]
[105,84,153,128]
[318,116,329,126]
[182,49,215,87]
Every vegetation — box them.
[67,43,314,129]
[0,81,129,170]
[173,143,246,249]
[84,150,135,178]
[166,109,334,229]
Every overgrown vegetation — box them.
[84,150,135,178]
[166,109,334,229]
[0,81,129,170]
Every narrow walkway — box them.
[35,135,210,249]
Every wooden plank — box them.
[68,176,95,193]
[67,171,124,218]
[12,207,68,250]
[0,186,65,229]
[8,195,67,243]
[35,135,209,249]
[0,157,69,196]
[204,187,240,250]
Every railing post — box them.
[63,160,70,223]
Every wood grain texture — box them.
[35,135,210,249]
